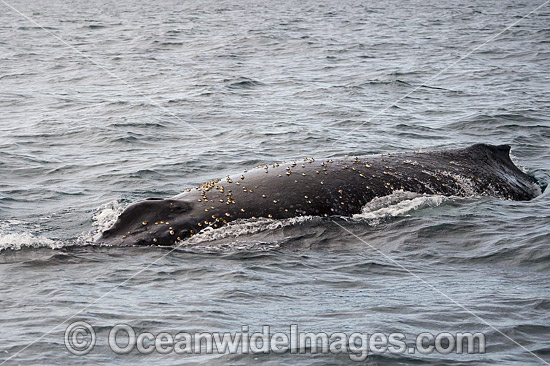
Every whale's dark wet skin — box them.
[98,144,540,246]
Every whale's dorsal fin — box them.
[467,143,512,162]
[492,144,512,159]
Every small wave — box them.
[1,200,129,251]
[83,24,107,29]
[17,26,57,31]
[225,77,265,89]
[355,79,412,88]
[0,220,63,251]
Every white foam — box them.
[89,200,125,242]
[0,220,64,251]
[178,215,315,249]
[352,190,446,223]
[92,200,124,231]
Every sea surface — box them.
[1,0,550,364]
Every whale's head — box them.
[97,198,195,246]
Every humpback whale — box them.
[97,144,540,246]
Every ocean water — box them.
[1,0,550,364]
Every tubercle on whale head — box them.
[97,198,194,246]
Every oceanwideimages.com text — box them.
[65,322,486,361]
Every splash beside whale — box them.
[97,144,541,246]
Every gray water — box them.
[1,0,550,364]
